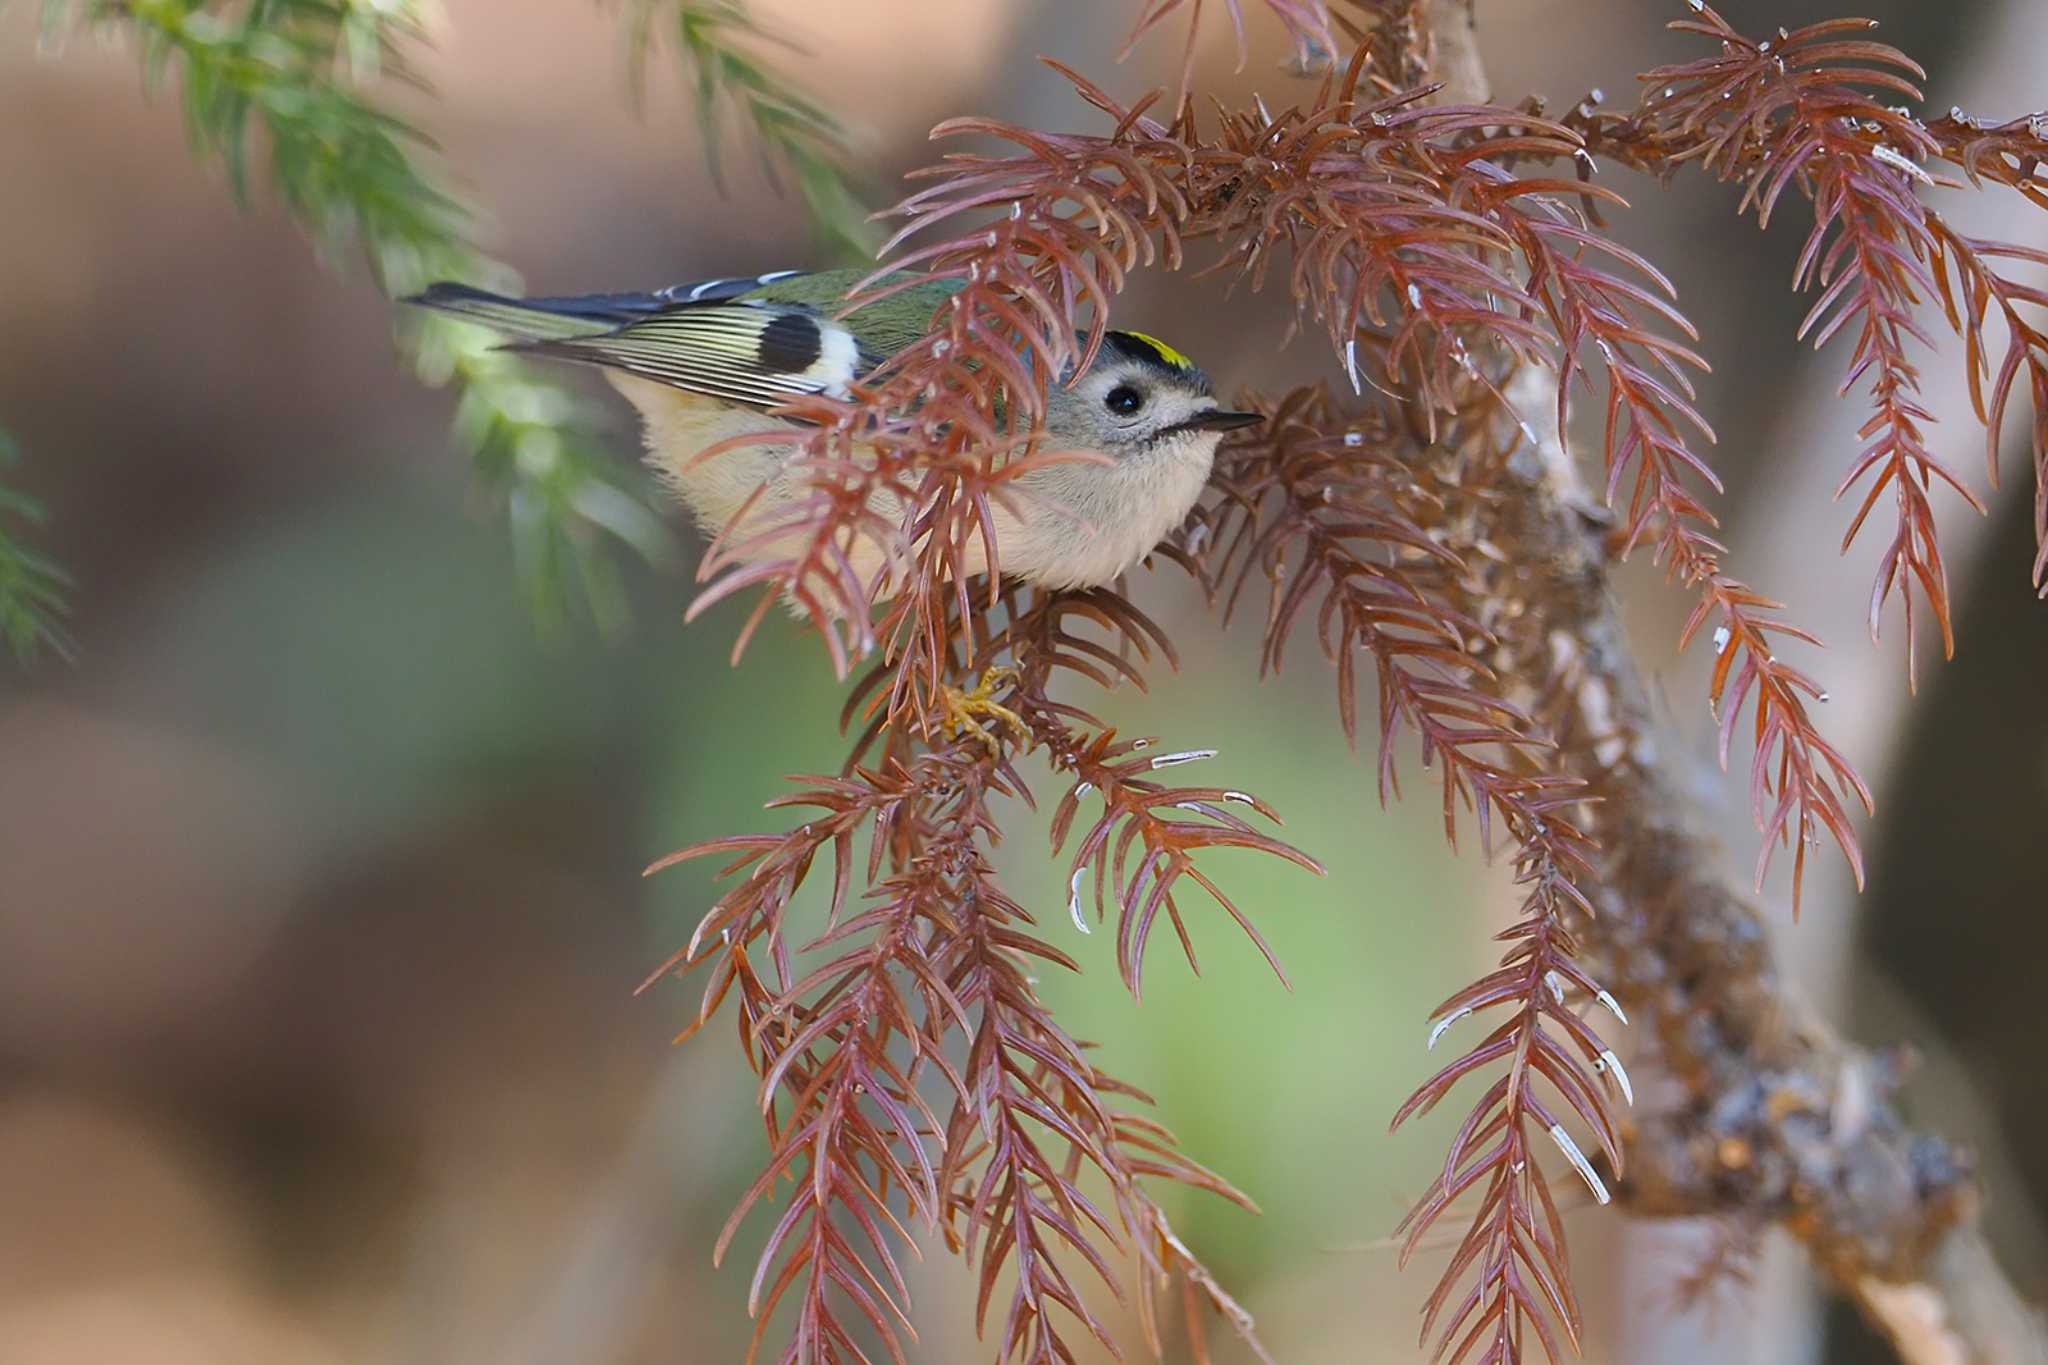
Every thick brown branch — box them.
[1454,368,2045,1365]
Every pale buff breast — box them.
[608,374,797,538]
[607,373,1216,596]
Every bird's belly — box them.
[610,374,1213,598]
[614,378,916,591]
[609,375,801,538]
[1002,437,1216,588]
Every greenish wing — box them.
[743,270,968,360]
[410,270,969,410]
[509,304,861,408]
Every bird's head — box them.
[1044,330,1261,462]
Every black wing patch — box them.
[756,312,824,373]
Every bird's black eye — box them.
[1104,384,1146,416]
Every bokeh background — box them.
[2,2,2043,1362]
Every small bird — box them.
[409,268,1260,595]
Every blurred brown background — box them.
[1,2,2043,1362]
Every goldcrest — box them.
[411,268,1259,592]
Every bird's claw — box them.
[939,666,1028,753]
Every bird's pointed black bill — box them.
[1188,410,1264,432]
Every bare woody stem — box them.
[1420,0,1489,104]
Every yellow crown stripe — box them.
[1121,329,1195,372]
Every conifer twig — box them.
[620,0,876,261]
[1396,18,2032,1359]
[48,0,675,633]
[1395,9,2044,1363]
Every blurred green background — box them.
[1,2,2043,1362]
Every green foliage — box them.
[0,428,72,664]
[417,326,673,634]
[620,0,877,261]
[20,0,871,637]
[45,0,674,633]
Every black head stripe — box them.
[758,312,824,374]
[1104,330,1176,370]
[1101,330,1214,397]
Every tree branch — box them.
[1463,352,2047,1365]
[1401,5,2048,1361]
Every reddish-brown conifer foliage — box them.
[643,4,2048,1362]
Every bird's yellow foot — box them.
[939,666,1028,753]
